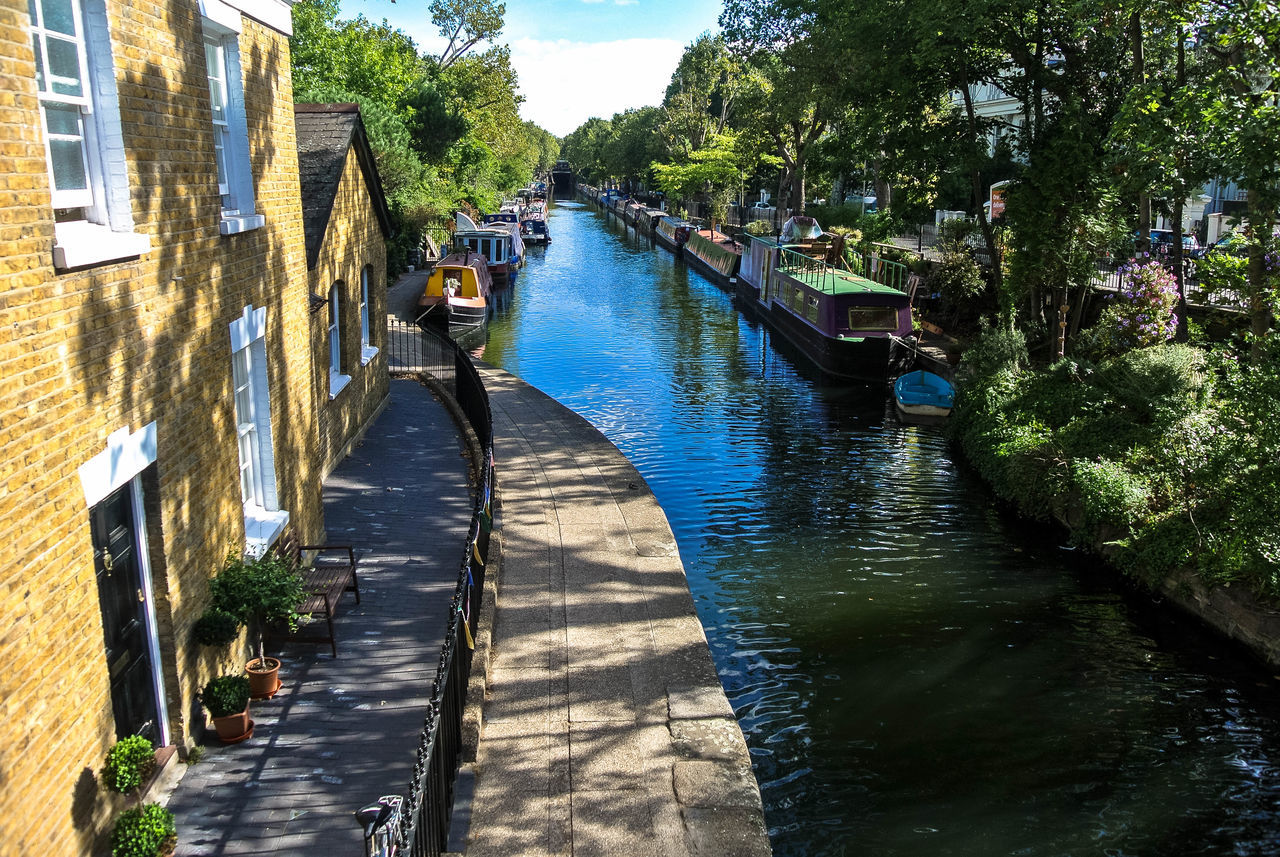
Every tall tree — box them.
[431,0,506,71]
[1199,0,1280,359]
[657,34,746,160]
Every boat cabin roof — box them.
[785,267,907,299]
[426,251,493,295]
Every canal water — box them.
[480,200,1280,856]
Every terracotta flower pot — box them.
[246,657,281,699]
[211,707,253,743]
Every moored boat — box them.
[521,200,551,244]
[893,370,955,423]
[416,250,492,337]
[760,247,913,383]
[737,217,847,309]
[623,199,646,225]
[453,212,524,286]
[635,207,667,235]
[683,228,742,289]
[654,216,693,256]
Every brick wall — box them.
[0,1,322,853]
[309,146,390,480]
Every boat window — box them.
[847,306,899,331]
[806,294,820,323]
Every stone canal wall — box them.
[463,364,772,857]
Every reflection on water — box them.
[482,201,1280,856]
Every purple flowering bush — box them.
[1115,260,1178,346]
[1079,259,1178,357]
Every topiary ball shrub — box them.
[103,735,156,797]
[111,803,176,857]
[200,674,251,718]
[191,608,241,648]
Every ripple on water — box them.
[485,201,1280,857]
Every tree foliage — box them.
[289,0,557,271]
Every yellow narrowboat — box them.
[417,250,493,335]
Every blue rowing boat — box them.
[894,370,955,423]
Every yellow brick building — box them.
[0,0,389,852]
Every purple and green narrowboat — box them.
[760,248,913,383]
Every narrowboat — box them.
[893,370,955,424]
[635,208,667,235]
[521,200,551,244]
[737,218,847,308]
[683,228,743,289]
[760,248,913,383]
[654,216,694,256]
[416,250,493,337]
[521,214,551,244]
[623,199,646,226]
[453,212,524,287]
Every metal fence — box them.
[384,317,494,857]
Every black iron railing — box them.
[385,317,494,857]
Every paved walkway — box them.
[465,368,771,857]
[166,293,770,854]
[168,377,472,855]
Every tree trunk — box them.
[1246,190,1274,362]
[1171,24,1190,342]
[1131,11,1151,256]
[959,62,1006,323]
[1172,195,1188,342]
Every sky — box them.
[336,0,725,137]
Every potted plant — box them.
[110,803,176,857]
[103,735,156,802]
[191,606,241,648]
[200,674,252,743]
[210,551,305,698]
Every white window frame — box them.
[359,266,378,365]
[328,284,350,398]
[29,0,150,269]
[200,2,264,236]
[229,305,287,550]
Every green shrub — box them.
[191,608,241,647]
[210,551,305,663]
[103,736,155,797]
[200,675,251,718]
[957,321,1028,382]
[927,250,985,302]
[111,803,176,857]
[1072,458,1149,532]
[1095,344,1207,423]
[745,219,774,235]
[991,420,1065,519]
[1192,240,1248,305]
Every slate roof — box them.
[294,103,393,270]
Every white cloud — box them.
[615,0,639,5]
[510,37,685,137]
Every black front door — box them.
[91,483,160,744]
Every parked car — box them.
[1145,229,1201,256]
[1192,231,1247,260]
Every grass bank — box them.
[949,327,1280,664]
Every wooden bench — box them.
[271,530,359,657]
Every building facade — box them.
[0,0,387,851]
[295,103,392,478]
